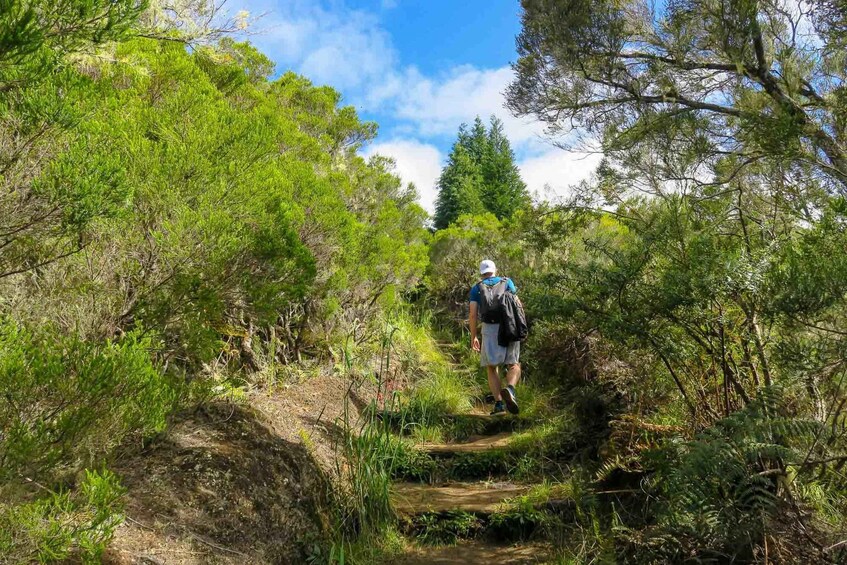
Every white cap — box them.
[479,259,496,275]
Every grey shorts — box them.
[480,322,520,367]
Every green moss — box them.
[487,507,546,542]
[390,444,438,482]
[403,511,484,545]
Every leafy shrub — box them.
[0,469,125,564]
[0,319,175,483]
[631,387,836,562]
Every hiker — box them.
[469,259,521,415]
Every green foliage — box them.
[404,503,547,547]
[487,505,546,542]
[405,511,483,545]
[508,0,847,191]
[505,189,847,558]
[0,0,142,77]
[1,4,431,560]
[333,418,398,541]
[0,0,145,281]
[631,387,831,561]
[433,116,529,230]
[404,367,476,427]
[0,469,125,564]
[3,28,428,366]
[316,527,405,565]
[427,212,529,313]
[390,444,438,483]
[327,403,432,564]
[0,319,174,483]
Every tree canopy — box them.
[508,0,847,194]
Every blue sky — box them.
[356,1,523,76]
[232,0,600,211]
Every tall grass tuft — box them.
[318,315,421,564]
[404,366,475,427]
[317,308,487,562]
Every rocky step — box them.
[378,411,520,438]
[391,481,529,515]
[421,432,513,456]
[389,540,551,564]
[392,435,521,484]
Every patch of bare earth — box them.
[105,375,376,565]
[391,482,530,514]
[389,541,551,564]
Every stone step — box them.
[421,432,512,455]
[391,482,529,515]
[378,411,519,438]
[389,541,550,564]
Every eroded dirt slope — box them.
[105,375,375,565]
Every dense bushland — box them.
[0,1,427,561]
[433,0,847,561]
[424,0,847,560]
[427,175,847,563]
[4,0,847,562]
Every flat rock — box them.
[378,411,518,437]
[389,540,550,564]
[392,482,529,514]
[422,432,512,454]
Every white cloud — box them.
[242,1,546,147]
[362,140,602,214]
[519,149,602,202]
[363,139,444,213]
[372,65,549,150]
[240,1,397,91]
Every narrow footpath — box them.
[385,340,553,564]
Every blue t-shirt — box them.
[469,276,517,304]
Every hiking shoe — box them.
[501,386,519,415]
[490,401,506,415]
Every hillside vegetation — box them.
[2,0,847,564]
[0,1,426,561]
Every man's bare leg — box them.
[487,365,503,401]
[505,363,521,388]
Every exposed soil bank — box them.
[105,375,375,564]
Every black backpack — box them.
[477,278,510,324]
[498,292,529,346]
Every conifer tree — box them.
[480,117,529,220]
[433,143,486,229]
[433,116,528,229]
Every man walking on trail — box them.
[469,259,520,415]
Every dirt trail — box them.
[392,482,530,514]
[392,540,549,564]
[388,364,552,563]
[421,431,513,454]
